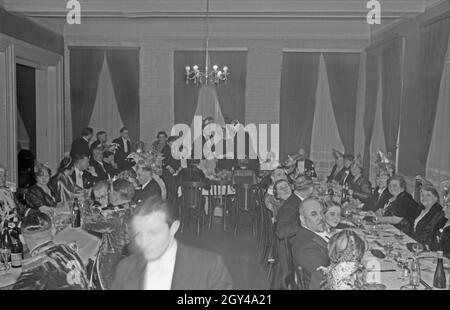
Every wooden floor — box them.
[177,216,269,290]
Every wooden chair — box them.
[232,183,257,236]
[180,181,205,235]
[207,180,231,231]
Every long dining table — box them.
[351,218,449,290]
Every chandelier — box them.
[185,0,230,85]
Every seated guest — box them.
[276,174,315,239]
[113,127,132,170]
[265,179,292,221]
[339,154,354,185]
[49,156,78,205]
[259,167,286,192]
[92,180,110,209]
[327,149,346,183]
[110,179,136,210]
[348,160,372,207]
[292,198,330,290]
[13,211,89,290]
[133,160,163,204]
[363,167,392,212]
[112,196,233,289]
[70,127,93,158]
[0,164,25,221]
[411,186,445,249]
[90,147,109,182]
[103,151,119,177]
[26,162,59,212]
[430,201,450,256]
[90,130,108,154]
[152,131,168,153]
[71,154,96,190]
[320,230,366,290]
[376,175,420,235]
[292,148,316,177]
[117,169,140,190]
[324,201,352,232]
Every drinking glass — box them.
[0,248,11,271]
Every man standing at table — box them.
[13,211,90,290]
[112,196,233,290]
[113,127,132,170]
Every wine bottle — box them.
[410,257,421,287]
[10,227,23,268]
[1,223,12,262]
[72,198,81,228]
[433,251,447,289]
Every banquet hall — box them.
[0,0,450,291]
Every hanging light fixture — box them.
[185,0,230,85]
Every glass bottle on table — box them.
[0,222,12,270]
[409,257,421,289]
[10,226,23,268]
[72,198,81,228]
[433,251,446,289]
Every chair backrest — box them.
[232,169,256,185]
[208,180,230,197]
[234,183,257,211]
[181,181,203,207]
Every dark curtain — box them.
[70,49,104,139]
[16,64,36,155]
[381,39,403,160]
[279,52,320,160]
[363,48,380,177]
[416,18,450,173]
[173,51,205,125]
[210,51,247,123]
[323,53,361,156]
[106,49,141,142]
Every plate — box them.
[371,249,386,259]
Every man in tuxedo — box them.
[292,198,330,290]
[90,147,109,182]
[294,148,315,175]
[70,127,93,157]
[133,164,162,204]
[70,154,95,190]
[364,168,392,212]
[272,175,315,289]
[102,151,119,178]
[113,127,132,170]
[90,131,108,154]
[161,136,181,201]
[112,196,233,290]
[276,175,315,239]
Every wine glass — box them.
[0,248,11,271]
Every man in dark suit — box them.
[294,148,315,175]
[364,169,392,212]
[112,197,233,290]
[70,154,95,190]
[90,147,109,182]
[292,198,330,290]
[90,131,108,154]
[102,151,119,178]
[276,175,315,239]
[133,164,162,204]
[70,127,93,157]
[113,127,132,170]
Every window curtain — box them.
[16,64,36,155]
[173,51,205,125]
[105,49,140,142]
[279,52,320,161]
[417,18,450,175]
[70,49,104,139]
[323,53,361,156]
[210,51,247,123]
[363,48,380,177]
[381,39,403,160]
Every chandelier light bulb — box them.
[213,65,218,71]
[185,66,190,72]
[217,71,222,77]
[223,66,228,72]
[193,65,199,71]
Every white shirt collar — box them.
[83,137,89,143]
[144,239,178,290]
[74,167,83,175]
[294,191,306,201]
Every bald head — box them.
[299,198,325,233]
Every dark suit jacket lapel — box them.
[171,242,190,290]
[311,234,328,250]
